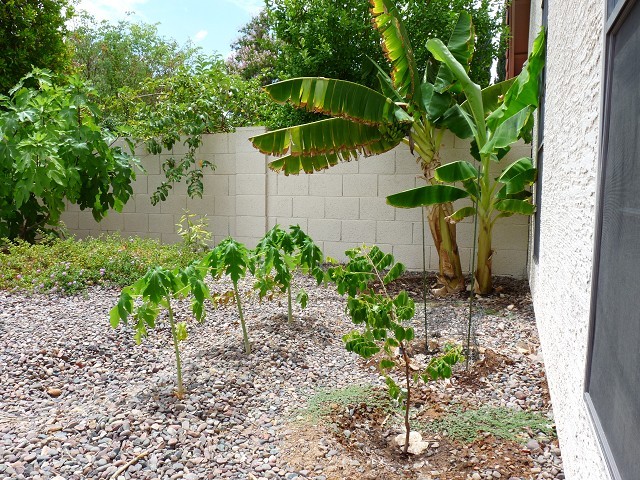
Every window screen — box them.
[586,1,640,478]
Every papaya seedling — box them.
[202,237,253,354]
[326,245,464,454]
[252,224,324,323]
[110,262,210,398]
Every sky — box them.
[75,0,264,58]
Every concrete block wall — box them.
[61,127,531,276]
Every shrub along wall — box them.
[60,127,531,276]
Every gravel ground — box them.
[0,274,563,480]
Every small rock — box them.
[526,439,541,452]
[46,387,62,398]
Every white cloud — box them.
[193,30,208,42]
[222,0,263,15]
[75,0,148,22]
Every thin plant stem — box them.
[466,163,483,370]
[287,284,293,324]
[166,299,184,397]
[233,282,251,354]
[401,341,412,455]
[421,207,429,354]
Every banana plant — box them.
[252,224,324,323]
[202,237,253,354]
[110,262,210,398]
[250,2,486,295]
[326,245,464,454]
[387,30,546,294]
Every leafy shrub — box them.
[176,210,212,253]
[0,234,199,294]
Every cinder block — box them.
[377,221,413,244]
[267,197,292,217]
[149,214,177,234]
[491,223,529,251]
[213,153,238,175]
[234,236,260,249]
[186,195,215,215]
[277,175,308,196]
[236,174,266,195]
[307,218,341,241]
[395,145,422,174]
[170,179,188,196]
[209,216,230,237]
[124,213,149,233]
[343,174,378,197]
[325,197,359,219]
[160,195,187,214]
[236,195,265,215]
[439,147,473,165]
[120,199,136,214]
[139,154,160,175]
[492,248,528,277]
[234,127,267,153]
[199,133,230,154]
[60,211,79,230]
[392,244,429,271]
[360,197,395,221]
[309,173,343,196]
[394,204,422,222]
[341,220,376,243]
[215,196,235,216]
[235,216,266,238]
[266,171,278,195]
[292,196,325,218]
[358,151,396,174]
[267,216,277,229]
[133,194,158,214]
[131,175,148,195]
[235,150,266,174]
[323,241,355,263]
[98,212,124,231]
[378,174,419,196]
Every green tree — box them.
[0,70,138,242]
[250,5,486,294]
[68,14,197,101]
[0,0,73,94]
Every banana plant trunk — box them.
[427,203,465,294]
[475,212,493,295]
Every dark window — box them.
[586,1,640,479]
[533,0,547,263]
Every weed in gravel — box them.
[302,385,394,424]
[0,234,199,294]
[423,406,555,443]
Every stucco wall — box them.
[61,127,531,276]
[528,1,611,479]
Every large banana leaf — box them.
[264,77,411,125]
[427,38,486,145]
[268,152,358,175]
[486,29,546,132]
[481,106,535,155]
[370,0,417,100]
[434,160,478,183]
[498,157,536,194]
[434,12,475,94]
[494,199,535,215]
[461,78,515,117]
[386,184,469,208]
[250,117,403,160]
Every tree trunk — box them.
[474,216,493,294]
[427,203,465,295]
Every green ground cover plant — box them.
[423,406,554,443]
[0,234,199,294]
[303,384,394,424]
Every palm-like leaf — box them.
[370,0,418,100]
[434,12,475,94]
[386,185,469,208]
[264,77,411,125]
[251,118,405,175]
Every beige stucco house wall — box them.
[528,1,612,478]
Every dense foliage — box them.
[0,70,138,242]
[0,0,73,94]
[0,234,200,294]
